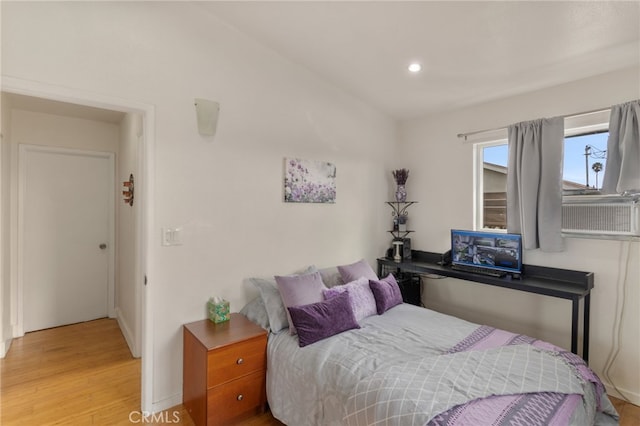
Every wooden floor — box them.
[0,318,637,425]
[0,318,282,425]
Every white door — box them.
[21,145,113,332]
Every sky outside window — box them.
[563,133,608,188]
[483,133,609,188]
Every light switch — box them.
[161,227,183,246]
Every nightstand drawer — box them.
[207,370,266,425]
[207,335,266,387]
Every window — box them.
[474,117,609,230]
[563,131,608,192]
[478,143,508,229]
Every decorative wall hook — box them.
[123,173,134,206]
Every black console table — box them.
[378,251,594,362]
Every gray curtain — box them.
[602,100,640,195]
[507,117,564,252]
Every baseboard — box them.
[604,382,640,406]
[0,338,12,358]
[12,324,23,338]
[115,308,140,358]
[149,393,183,415]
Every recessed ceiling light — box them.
[408,63,422,73]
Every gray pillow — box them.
[239,296,270,330]
[250,277,290,333]
[318,266,345,288]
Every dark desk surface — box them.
[378,251,593,300]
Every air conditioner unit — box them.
[562,195,640,238]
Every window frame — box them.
[473,110,611,231]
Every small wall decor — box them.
[284,157,336,203]
[123,173,134,206]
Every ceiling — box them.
[203,1,640,120]
[3,2,638,123]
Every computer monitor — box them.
[451,229,522,274]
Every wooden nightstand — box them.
[183,313,267,426]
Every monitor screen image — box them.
[451,229,522,274]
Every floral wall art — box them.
[284,157,336,203]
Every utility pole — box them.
[584,145,591,188]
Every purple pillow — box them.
[275,271,327,335]
[288,291,360,347]
[369,274,403,314]
[323,277,377,322]
[337,259,378,283]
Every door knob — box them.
[99,243,107,250]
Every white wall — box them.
[400,67,640,403]
[1,2,396,410]
[1,94,13,356]
[11,110,119,152]
[117,112,141,357]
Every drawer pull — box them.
[237,394,244,401]
[236,358,244,365]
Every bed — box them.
[240,261,619,426]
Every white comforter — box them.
[265,304,617,426]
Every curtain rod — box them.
[457,107,610,141]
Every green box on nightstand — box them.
[207,299,230,323]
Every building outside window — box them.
[475,131,609,230]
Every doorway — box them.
[1,77,154,412]
[20,145,114,332]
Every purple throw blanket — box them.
[427,326,605,426]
